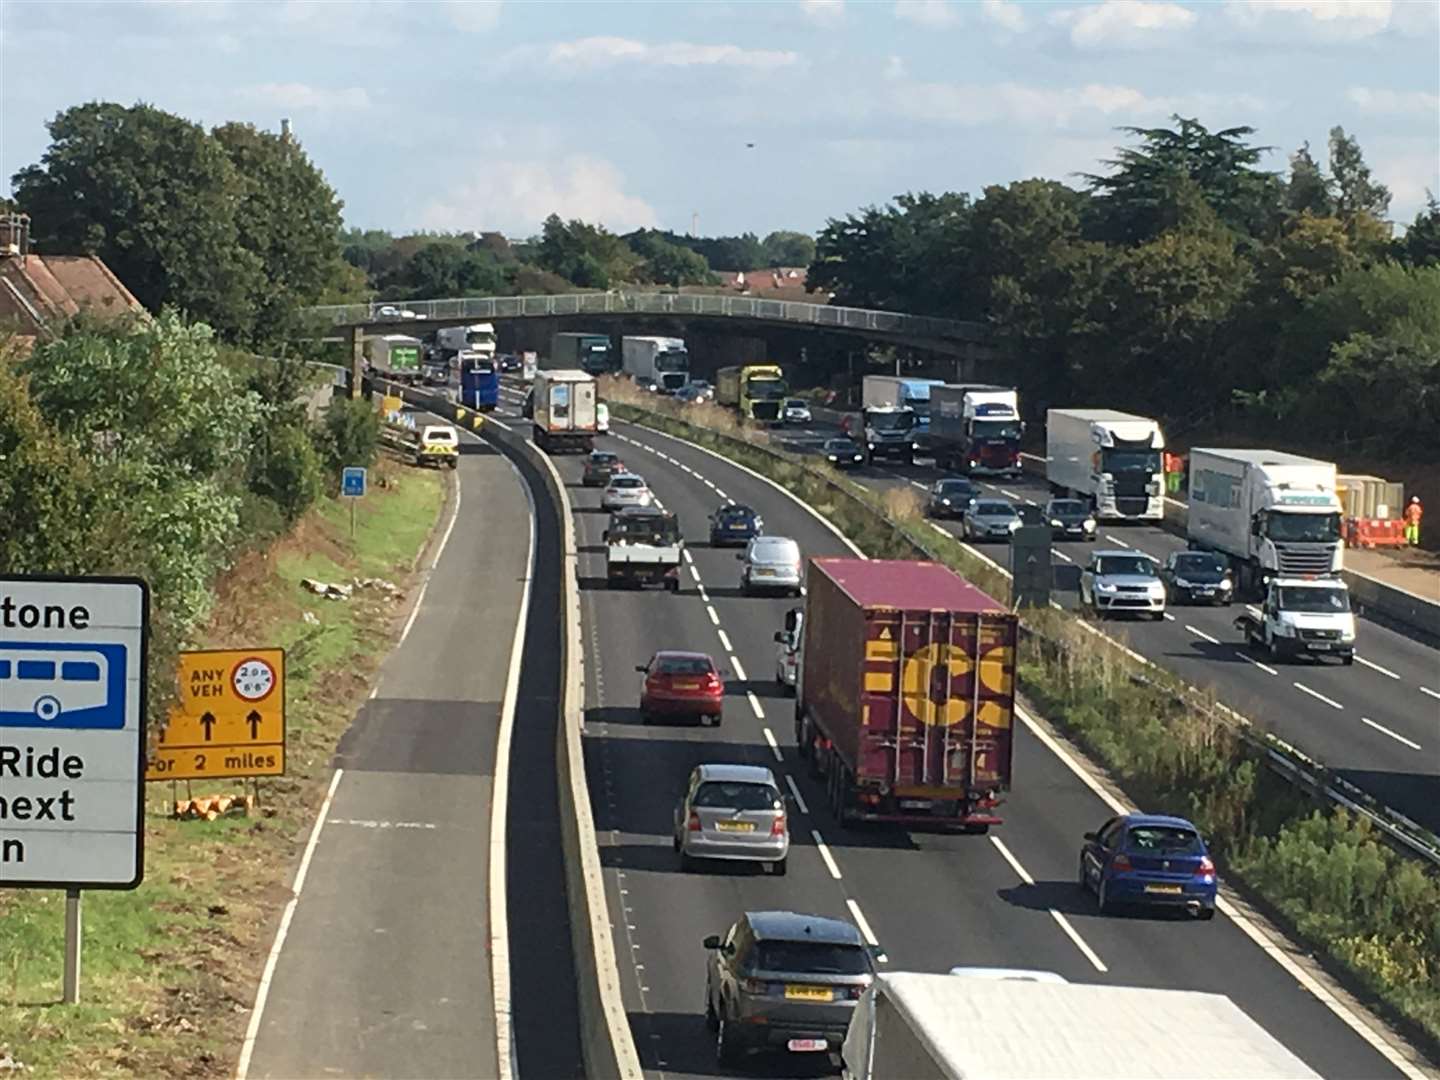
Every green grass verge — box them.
[610,392,1440,1058]
[0,460,445,1078]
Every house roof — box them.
[0,253,143,340]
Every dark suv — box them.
[704,910,875,1067]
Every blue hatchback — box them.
[1079,813,1217,919]
[709,504,763,547]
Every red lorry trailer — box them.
[794,558,1017,831]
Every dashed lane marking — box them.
[845,899,887,963]
[1185,624,1220,645]
[1294,682,1344,710]
[717,629,733,652]
[990,835,1108,974]
[1236,651,1279,676]
[1361,717,1422,750]
[689,565,702,583]
[1162,612,1176,621]
[784,774,810,815]
[1052,549,1072,563]
[812,830,842,879]
[1420,686,1440,702]
[1000,488,1021,500]
[751,694,770,723]
[730,655,748,681]
[1355,655,1399,680]
[706,605,720,626]
[761,723,781,756]
[1103,534,1130,548]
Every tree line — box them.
[807,118,1439,456]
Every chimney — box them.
[0,213,30,261]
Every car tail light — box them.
[704,672,722,691]
[1195,855,1215,878]
[842,985,865,1000]
[687,811,701,832]
[739,978,770,995]
[771,814,787,836]
[1111,853,1133,872]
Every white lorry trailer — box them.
[1046,409,1166,521]
[433,323,497,364]
[842,974,1319,1080]
[1187,448,1344,596]
[531,369,598,453]
[621,335,689,393]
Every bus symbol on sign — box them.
[0,642,128,730]
[231,656,277,703]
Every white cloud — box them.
[883,54,908,81]
[983,0,1026,31]
[544,36,798,70]
[800,0,845,24]
[1224,0,1395,39]
[445,0,502,32]
[895,0,960,28]
[1346,87,1440,114]
[241,83,372,112]
[1368,144,1440,218]
[894,80,1262,129]
[418,155,658,234]
[1052,1,1197,48]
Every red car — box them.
[637,651,726,726]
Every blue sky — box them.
[2,0,1436,238]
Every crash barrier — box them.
[370,378,643,1080]
[1346,518,1408,549]
[615,400,1440,870]
[1016,452,1440,642]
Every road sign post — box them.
[146,649,286,782]
[1010,526,1053,609]
[341,466,367,538]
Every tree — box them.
[1328,126,1391,223]
[12,102,264,339]
[761,230,816,267]
[385,242,505,298]
[627,230,713,285]
[1085,116,1283,245]
[1396,192,1440,268]
[537,214,640,288]
[1286,142,1335,218]
[212,122,350,339]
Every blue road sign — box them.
[0,641,129,730]
[342,467,367,498]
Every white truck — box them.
[930,384,1023,476]
[364,333,424,386]
[621,335,689,393]
[1235,577,1356,665]
[531,369,598,453]
[1187,448,1344,596]
[861,376,945,435]
[433,323,497,365]
[1046,409,1166,521]
[604,507,682,592]
[842,974,1318,1080]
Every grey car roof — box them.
[745,910,864,946]
[695,763,778,786]
[1093,549,1158,561]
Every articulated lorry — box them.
[1046,408,1166,521]
[364,334,424,386]
[842,974,1319,1080]
[1188,448,1344,596]
[432,323,496,364]
[622,335,689,393]
[929,384,1023,476]
[716,364,788,422]
[861,376,945,439]
[551,331,613,375]
[792,559,1016,831]
[531,369,598,453]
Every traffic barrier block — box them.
[1345,517,1407,549]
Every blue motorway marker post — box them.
[0,575,151,1004]
[341,466,367,538]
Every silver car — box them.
[674,764,789,874]
[739,536,803,597]
[782,398,813,424]
[706,911,875,1066]
[1081,549,1167,619]
[961,498,1022,542]
[600,473,653,511]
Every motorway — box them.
[243,433,531,1080]
[490,382,1410,1080]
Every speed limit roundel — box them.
[231,656,277,703]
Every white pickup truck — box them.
[1235,577,1356,665]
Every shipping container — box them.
[795,558,1017,831]
[532,369,598,453]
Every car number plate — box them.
[1144,884,1183,895]
[715,821,755,832]
[1196,588,1214,595]
[787,1039,829,1053]
[900,799,932,810]
[674,681,701,689]
[1310,642,1332,651]
[731,524,748,530]
[755,568,775,576]
[784,985,833,1002]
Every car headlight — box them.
[852,454,863,462]
[827,454,838,462]
[912,442,921,450]
[1083,519,1096,531]
[1219,579,1233,591]
[944,499,953,507]
[867,442,876,451]
[1097,582,1118,593]
[1008,519,1022,531]
[1050,519,1063,527]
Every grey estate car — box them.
[674,764,789,874]
[705,910,876,1067]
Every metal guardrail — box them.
[302,292,990,344]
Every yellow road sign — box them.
[146,648,286,781]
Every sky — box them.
[1,0,1437,239]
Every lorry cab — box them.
[862,406,919,465]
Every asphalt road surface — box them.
[244,436,530,1080]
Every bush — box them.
[253,421,325,524]
[319,396,380,475]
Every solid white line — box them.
[398,468,464,646]
[1421,686,1440,702]
[812,830,842,879]
[235,768,344,1080]
[730,655,748,682]
[845,898,882,951]
[1236,651,1279,676]
[762,724,782,757]
[1016,706,1127,815]
[487,416,512,432]
[1185,624,1220,645]
[1361,717,1422,750]
[1052,549,1072,563]
[1354,655,1399,680]
[706,605,720,625]
[717,629,733,652]
[1294,682,1344,710]
[784,774,810,815]
[1103,534,1130,548]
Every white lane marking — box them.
[329,818,437,830]
[680,464,694,475]
[1103,534,1130,548]
[703,479,717,490]
[909,480,927,491]
[715,489,730,502]
[697,584,710,602]
[845,898,884,954]
[399,467,464,645]
[1016,705,1126,814]
[1236,652,1279,675]
[236,768,344,1080]
[1294,682,1344,710]
[682,549,694,564]
[1420,686,1440,702]
[1162,612,1176,621]
[717,629,733,652]
[812,830,842,879]
[689,565,702,583]
[784,774,810,815]
[989,836,1108,974]
[730,655,748,682]
[1052,549,1072,563]
[1000,488,1021,500]
[706,605,720,626]
[762,724,782,757]
[1354,655,1399,680]
[1361,717,1422,750]
[1185,624,1220,645]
